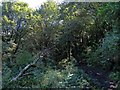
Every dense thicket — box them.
[2,1,120,89]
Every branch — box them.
[10,56,42,83]
[10,48,52,83]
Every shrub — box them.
[15,51,33,67]
[87,31,120,69]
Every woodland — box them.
[1,1,120,89]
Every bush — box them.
[87,31,120,69]
[15,51,33,67]
[2,63,13,88]
[39,57,90,88]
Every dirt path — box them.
[78,64,118,89]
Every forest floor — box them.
[78,64,118,89]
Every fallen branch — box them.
[9,48,52,83]
[10,58,40,83]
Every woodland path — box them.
[78,64,118,89]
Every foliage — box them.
[15,51,33,66]
[2,1,120,89]
[88,30,120,69]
